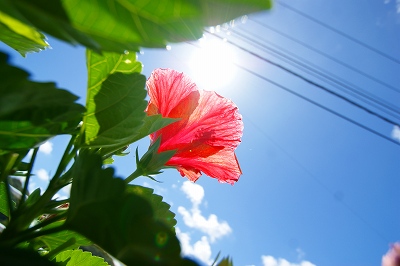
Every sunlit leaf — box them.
[63,0,272,52]
[0,12,47,56]
[65,151,196,265]
[82,72,147,147]
[0,0,99,55]
[82,50,147,150]
[54,249,108,266]
[0,52,85,151]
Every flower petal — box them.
[145,68,243,183]
[168,149,242,184]
[159,90,243,153]
[146,68,198,117]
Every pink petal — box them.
[146,68,198,117]
[145,68,243,183]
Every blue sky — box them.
[1,0,400,265]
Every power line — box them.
[249,18,400,95]
[230,27,400,121]
[276,0,400,65]
[239,65,400,147]
[206,30,400,129]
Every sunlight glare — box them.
[189,38,237,90]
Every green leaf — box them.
[0,52,85,151]
[81,50,147,149]
[127,185,177,230]
[0,12,47,57]
[54,249,108,266]
[62,0,272,52]
[65,150,192,265]
[0,0,100,55]
[0,181,10,220]
[63,0,204,52]
[83,72,147,148]
[23,188,41,208]
[0,0,271,54]
[99,115,177,159]
[32,221,91,253]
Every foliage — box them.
[0,0,271,265]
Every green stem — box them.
[52,137,76,181]
[125,168,143,183]
[19,147,39,208]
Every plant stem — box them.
[19,148,38,208]
[125,168,143,183]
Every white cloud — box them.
[178,206,232,242]
[178,181,232,242]
[176,227,213,265]
[39,141,53,155]
[36,169,50,181]
[261,255,316,266]
[181,181,204,207]
[392,125,400,142]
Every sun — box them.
[189,37,237,90]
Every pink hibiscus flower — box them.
[145,68,243,184]
[382,243,400,266]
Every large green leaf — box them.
[0,0,99,55]
[0,52,85,151]
[65,151,195,265]
[54,249,108,266]
[127,185,177,230]
[1,0,271,54]
[81,50,147,149]
[83,72,147,148]
[63,0,272,52]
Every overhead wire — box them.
[182,22,397,242]
[249,18,400,95]
[229,27,400,122]
[276,0,400,66]
[206,30,400,130]
[238,64,400,147]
